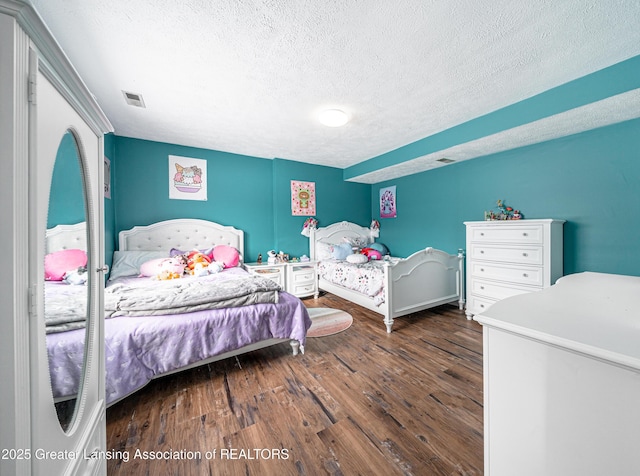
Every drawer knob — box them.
[480,232,485,236]
[523,273,529,277]
[523,232,528,236]
[480,304,485,308]
[480,286,485,290]
[480,250,485,254]
[480,268,484,272]
[522,252,528,257]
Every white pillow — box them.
[346,253,368,264]
[316,241,334,261]
[109,250,168,280]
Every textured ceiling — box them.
[28,0,640,183]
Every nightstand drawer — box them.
[471,277,533,301]
[470,262,543,287]
[470,244,543,265]
[249,267,283,286]
[470,225,543,244]
[290,269,315,284]
[292,283,316,296]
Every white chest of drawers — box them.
[464,219,564,318]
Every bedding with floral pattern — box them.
[317,259,391,305]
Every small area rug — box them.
[306,308,353,338]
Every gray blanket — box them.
[45,283,88,334]
[104,274,280,317]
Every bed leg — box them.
[290,340,300,356]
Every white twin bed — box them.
[309,221,465,332]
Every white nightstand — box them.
[243,262,285,288]
[244,261,318,298]
[285,261,318,298]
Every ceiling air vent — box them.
[436,158,455,164]
[122,90,146,108]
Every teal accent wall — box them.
[111,137,371,261]
[272,158,371,258]
[348,54,640,181]
[372,117,640,277]
[48,131,84,228]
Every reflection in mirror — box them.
[44,130,89,432]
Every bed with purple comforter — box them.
[45,220,311,405]
[47,267,310,405]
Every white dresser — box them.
[464,219,564,319]
[475,272,640,476]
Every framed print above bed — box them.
[291,180,316,216]
[169,155,207,201]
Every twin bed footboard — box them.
[310,221,465,332]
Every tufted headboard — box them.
[118,219,244,257]
[46,222,87,253]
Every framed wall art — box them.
[291,180,316,216]
[169,155,207,201]
[379,185,396,218]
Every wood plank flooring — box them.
[105,292,484,475]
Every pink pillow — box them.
[212,245,240,268]
[45,249,87,281]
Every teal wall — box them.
[48,131,84,228]
[272,158,371,257]
[371,117,640,277]
[101,110,640,278]
[108,137,371,261]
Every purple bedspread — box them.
[47,269,311,405]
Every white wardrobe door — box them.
[30,62,106,476]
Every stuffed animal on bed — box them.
[186,250,212,276]
[63,266,88,285]
[154,257,186,280]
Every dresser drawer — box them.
[470,262,543,287]
[469,225,543,244]
[470,277,533,301]
[467,295,498,315]
[470,244,543,265]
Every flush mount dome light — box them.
[318,109,349,127]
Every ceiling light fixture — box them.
[318,109,348,127]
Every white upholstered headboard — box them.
[46,222,87,253]
[309,221,378,260]
[118,219,244,257]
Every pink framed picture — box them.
[291,180,316,216]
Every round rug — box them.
[306,308,353,338]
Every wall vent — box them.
[122,90,146,108]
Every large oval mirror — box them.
[44,130,89,432]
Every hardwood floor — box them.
[105,293,484,475]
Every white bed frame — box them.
[310,221,465,332]
[46,219,303,408]
[117,218,301,357]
